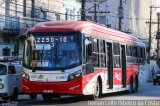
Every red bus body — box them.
[22,21,145,97]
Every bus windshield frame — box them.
[23,32,82,71]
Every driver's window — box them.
[8,66,16,74]
[84,35,93,63]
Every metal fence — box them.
[0,13,46,34]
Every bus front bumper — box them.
[22,78,83,95]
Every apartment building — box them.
[0,0,81,57]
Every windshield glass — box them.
[23,32,82,70]
[0,64,7,75]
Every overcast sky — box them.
[157,0,160,11]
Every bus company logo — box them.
[38,75,44,79]
[115,72,121,81]
[56,75,67,80]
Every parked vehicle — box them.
[153,69,160,85]
[0,56,22,101]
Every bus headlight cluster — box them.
[69,71,82,80]
[0,83,4,89]
[22,71,30,80]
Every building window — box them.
[3,48,10,56]
[56,14,60,20]
[77,11,80,20]
[70,10,73,20]
[3,37,10,44]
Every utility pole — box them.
[5,0,10,28]
[118,0,123,31]
[157,13,160,65]
[147,6,160,64]
[23,0,26,17]
[81,0,86,21]
[15,0,17,16]
[94,3,97,23]
[31,0,35,18]
[5,0,10,16]
[147,6,152,64]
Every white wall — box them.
[63,0,81,20]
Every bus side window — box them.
[99,40,106,68]
[8,65,16,74]
[113,43,121,68]
[85,36,93,63]
[93,38,99,67]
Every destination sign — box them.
[35,36,74,43]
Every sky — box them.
[157,0,160,11]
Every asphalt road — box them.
[1,82,160,106]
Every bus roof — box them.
[28,21,145,47]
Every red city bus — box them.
[20,21,146,100]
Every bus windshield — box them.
[23,32,82,70]
[0,64,7,75]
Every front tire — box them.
[30,94,37,100]
[134,77,138,92]
[42,94,53,101]
[93,79,101,100]
[128,77,134,93]
[10,89,18,101]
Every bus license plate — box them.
[43,90,53,93]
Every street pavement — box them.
[1,82,160,106]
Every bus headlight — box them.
[22,72,30,80]
[69,71,82,80]
[0,83,4,89]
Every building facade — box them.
[0,0,81,57]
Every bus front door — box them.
[107,42,113,89]
[121,45,126,87]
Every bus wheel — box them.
[134,77,138,92]
[128,77,134,93]
[30,94,37,100]
[42,94,53,101]
[93,79,100,100]
[10,88,18,101]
